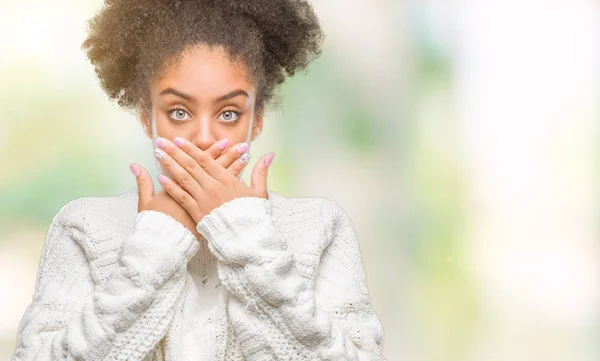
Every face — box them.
[140,44,263,151]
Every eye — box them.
[169,108,191,121]
[218,110,240,123]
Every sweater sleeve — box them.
[11,199,199,361]
[196,197,386,361]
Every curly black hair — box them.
[82,0,324,113]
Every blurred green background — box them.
[1,1,599,360]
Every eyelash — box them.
[219,108,241,123]
[166,107,241,124]
[167,107,190,122]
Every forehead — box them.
[153,45,255,96]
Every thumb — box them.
[130,163,155,211]
[250,153,274,199]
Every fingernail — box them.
[239,152,251,164]
[173,137,185,147]
[158,175,168,184]
[218,138,229,150]
[155,137,167,149]
[237,143,249,154]
[130,163,140,177]
[265,152,275,167]
[154,148,166,160]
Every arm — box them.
[196,197,386,361]
[11,199,199,361]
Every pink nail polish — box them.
[218,138,229,150]
[265,152,275,167]
[155,137,167,149]
[237,143,249,154]
[173,137,185,147]
[158,175,168,184]
[130,163,140,176]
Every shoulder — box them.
[46,188,139,280]
[46,188,139,264]
[36,188,139,287]
[280,195,368,290]
[280,193,350,228]
[272,190,353,250]
[53,187,139,233]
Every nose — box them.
[192,135,217,151]
[190,116,217,151]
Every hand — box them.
[153,136,275,224]
[131,138,254,239]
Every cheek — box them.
[155,119,178,139]
[215,124,251,145]
[235,115,256,142]
[155,115,194,139]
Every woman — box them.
[11,0,386,360]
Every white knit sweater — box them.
[11,187,386,361]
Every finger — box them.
[154,138,206,198]
[227,156,251,177]
[168,137,249,177]
[204,138,230,160]
[217,141,249,167]
[131,163,155,211]
[219,142,250,175]
[250,152,274,199]
[157,174,203,224]
[169,136,229,181]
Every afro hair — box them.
[82,0,325,113]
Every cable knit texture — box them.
[11,187,386,361]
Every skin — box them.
[130,44,275,239]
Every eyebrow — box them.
[158,87,249,104]
[159,88,196,103]
[216,89,249,103]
